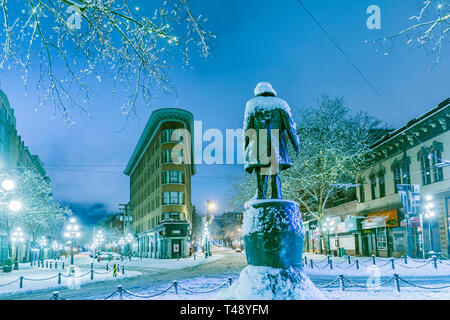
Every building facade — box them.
[306,98,450,258]
[124,108,195,259]
[0,89,49,264]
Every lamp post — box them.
[119,237,125,256]
[322,217,335,255]
[52,240,59,259]
[424,195,435,255]
[205,199,216,257]
[94,230,104,257]
[39,236,47,261]
[11,227,24,270]
[126,233,133,258]
[64,217,81,274]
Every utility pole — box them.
[119,203,132,256]
[402,133,413,258]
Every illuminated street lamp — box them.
[39,236,47,260]
[424,196,436,254]
[322,217,336,255]
[126,233,133,258]
[64,217,81,274]
[204,199,217,258]
[1,179,15,191]
[11,227,24,270]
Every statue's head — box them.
[254,82,277,97]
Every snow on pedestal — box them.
[218,199,325,300]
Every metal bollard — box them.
[310,259,314,269]
[228,278,233,287]
[355,259,359,270]
[90,262,94,270]
[62,262,65,270]
[327,255,331,265]
[404,255,408,264]
[372,254,376,265]
[58,273,61,285]
[91,269,94,280]
[55,262,58,269]
[106,263,109,271]
[20,276,23,289]
[304,256,308,266]
[329,259,333,270]
[53,291,59,300]
[347,255,351,265]
[433,255,438,269]
[194,253,196,260]
[122,265,125,274]
[393,274,400,292]
[117,285,123,300]
[391,258,395,270]
[339,275,345,291]
[50,261,53,269]
[46,261,49,268]
[173,280,178,295]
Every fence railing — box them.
[0,263,127,289]
[303,254,447,271]
[49,278,234,300]
[316,273,450,292]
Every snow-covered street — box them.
[2,249,450,300]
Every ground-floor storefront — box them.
[137,220,192,259]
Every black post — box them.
[393,274,400,292]
[228,278,233,287]
[118,285,123,300]
[19,276,23,289]
[347,255,351,265]
[339,275,345,291]
[404,254,408,264]
[355,259,359,270]
[433,255,437,269]
[372,254,376,265]
[58,273,61,284]
[173,280,178,295]
[391,258,395,270]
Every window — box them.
[421,153,432,185]
[162,192,185,205]
[358,179,365,203]
[378,172,385,198]
[370,175,378,200]
[432,148,444,182]
[162,129,183,143]
[162,171,184,184]
[393,166,401,193]
[162,150,171,164]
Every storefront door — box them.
[172,239,181,259]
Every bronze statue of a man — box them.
[243,82,300,199]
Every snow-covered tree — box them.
[0,0,214,124]
[369,1,449,64]
[6,169,69,255]
[228,96,385,253]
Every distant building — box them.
[124,108,195,258]
[306,98,450,258]
[0,89,50,264]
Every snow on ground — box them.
[0,256,140,297]
[302,253,450,277]
[95,252,224,270]
[0,251,225,297]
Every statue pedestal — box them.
[218,199,325,300]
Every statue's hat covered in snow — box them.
[254,81,277,97]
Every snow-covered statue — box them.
[243,82,300,199]
[218,82,324,300]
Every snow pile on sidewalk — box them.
[217,266,326,300]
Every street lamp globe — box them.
[2,179,15,191]
[9,200,22,212]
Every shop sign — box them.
[362,209,399,229]
[308,220,319,230]
[344,216,361,232]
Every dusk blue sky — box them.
[0,1,448,224]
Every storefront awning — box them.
[361,209,399,229]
